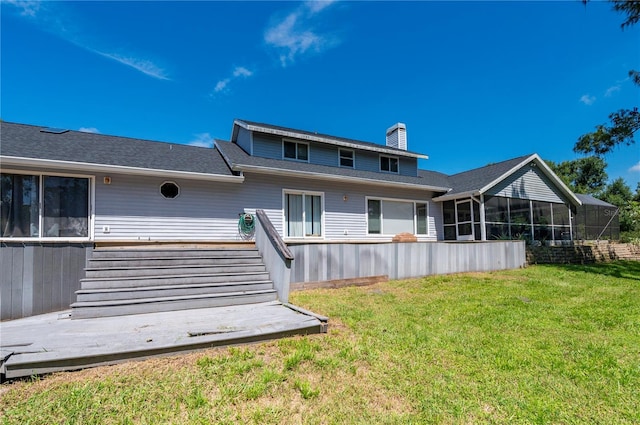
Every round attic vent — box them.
[160,181,180,199]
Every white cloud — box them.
[604,85,621,97]
[264,1,339,67]
[305,0,336,14]
[233,67,253,78]
[4,1,169,80]
[187,133,214,148]
[630,162,640,173]
[94,51,170,80]
[2,0,40,16]
[78,127,99,133]
[212,66,253,95]
[579,94,596,106]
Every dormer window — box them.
[380,155,399,173]
[283,141,309,161]
[339,149,354,168]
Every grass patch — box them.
[2,262,639,424]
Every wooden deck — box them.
[0,301,327,380]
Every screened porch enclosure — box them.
[442,195,573,243]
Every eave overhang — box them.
[233,163,450,192]
[233,120,429,160]
[432,154,582,206]
[0,156,245,183]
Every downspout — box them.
[479,194,487,241]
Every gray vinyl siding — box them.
[399,157,418,177]
[94,174,250,241]
[356,151,381,173]
[240,173,439,242]
[485,165,568,203]
[253,134,284,159]
[235,126,253,154]
[312,144,338,167]
[354,151,417,177]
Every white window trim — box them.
[365,196,429,236]
[282,189,325,239]
[160,180,180,199]
[338,148,355,168]
[379,155,399,174]
[282,139,310,162]
[0,169,95,242]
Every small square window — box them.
[380,155,398,173]
[339,149,354,168]
[283,141,309,161]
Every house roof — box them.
[0,121,241,182]
[575,193,617,207]
[215,139,450,192]
[232,119,428,160]
[431,153,582,206]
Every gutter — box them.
[234,164,451,192]
[1,156,245,183]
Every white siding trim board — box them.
[1,156,244,183]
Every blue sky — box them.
[2,1,639,188]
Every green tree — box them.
[546,157,608,194]
[575,1,639,156]
[600,178,639,233]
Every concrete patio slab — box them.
[0,301,327,380]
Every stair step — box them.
[71,289,278,319]
[84,264,266,278]
[90,249,259,259]
[76,280,274,302]
[87,256,263,267]
[80,271,272,289]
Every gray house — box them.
[1,119,582,320]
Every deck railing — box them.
[254,209,294,302]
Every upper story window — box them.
[339,149,354,168]
[283,141,309,162]
[380,155,399,173]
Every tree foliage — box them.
[574,106,640,155]
[575,1,639,156]
[611,0,640,28]
[546,157,608,194]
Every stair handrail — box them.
[255,210,294,261]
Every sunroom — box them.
[434,154,581,244]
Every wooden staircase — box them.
[71,247,277,319]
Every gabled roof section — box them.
[574,193,617,207]
[215,139,450,192]
[0,122,241,182]
[232,119,428,159]
[433,153,582,206]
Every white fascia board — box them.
[0,156,245,183]
[478,154,582,206]
[432,190,478,202]
[233,120,428,160]
[235,164,450,192]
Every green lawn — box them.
[2,262,639,424]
